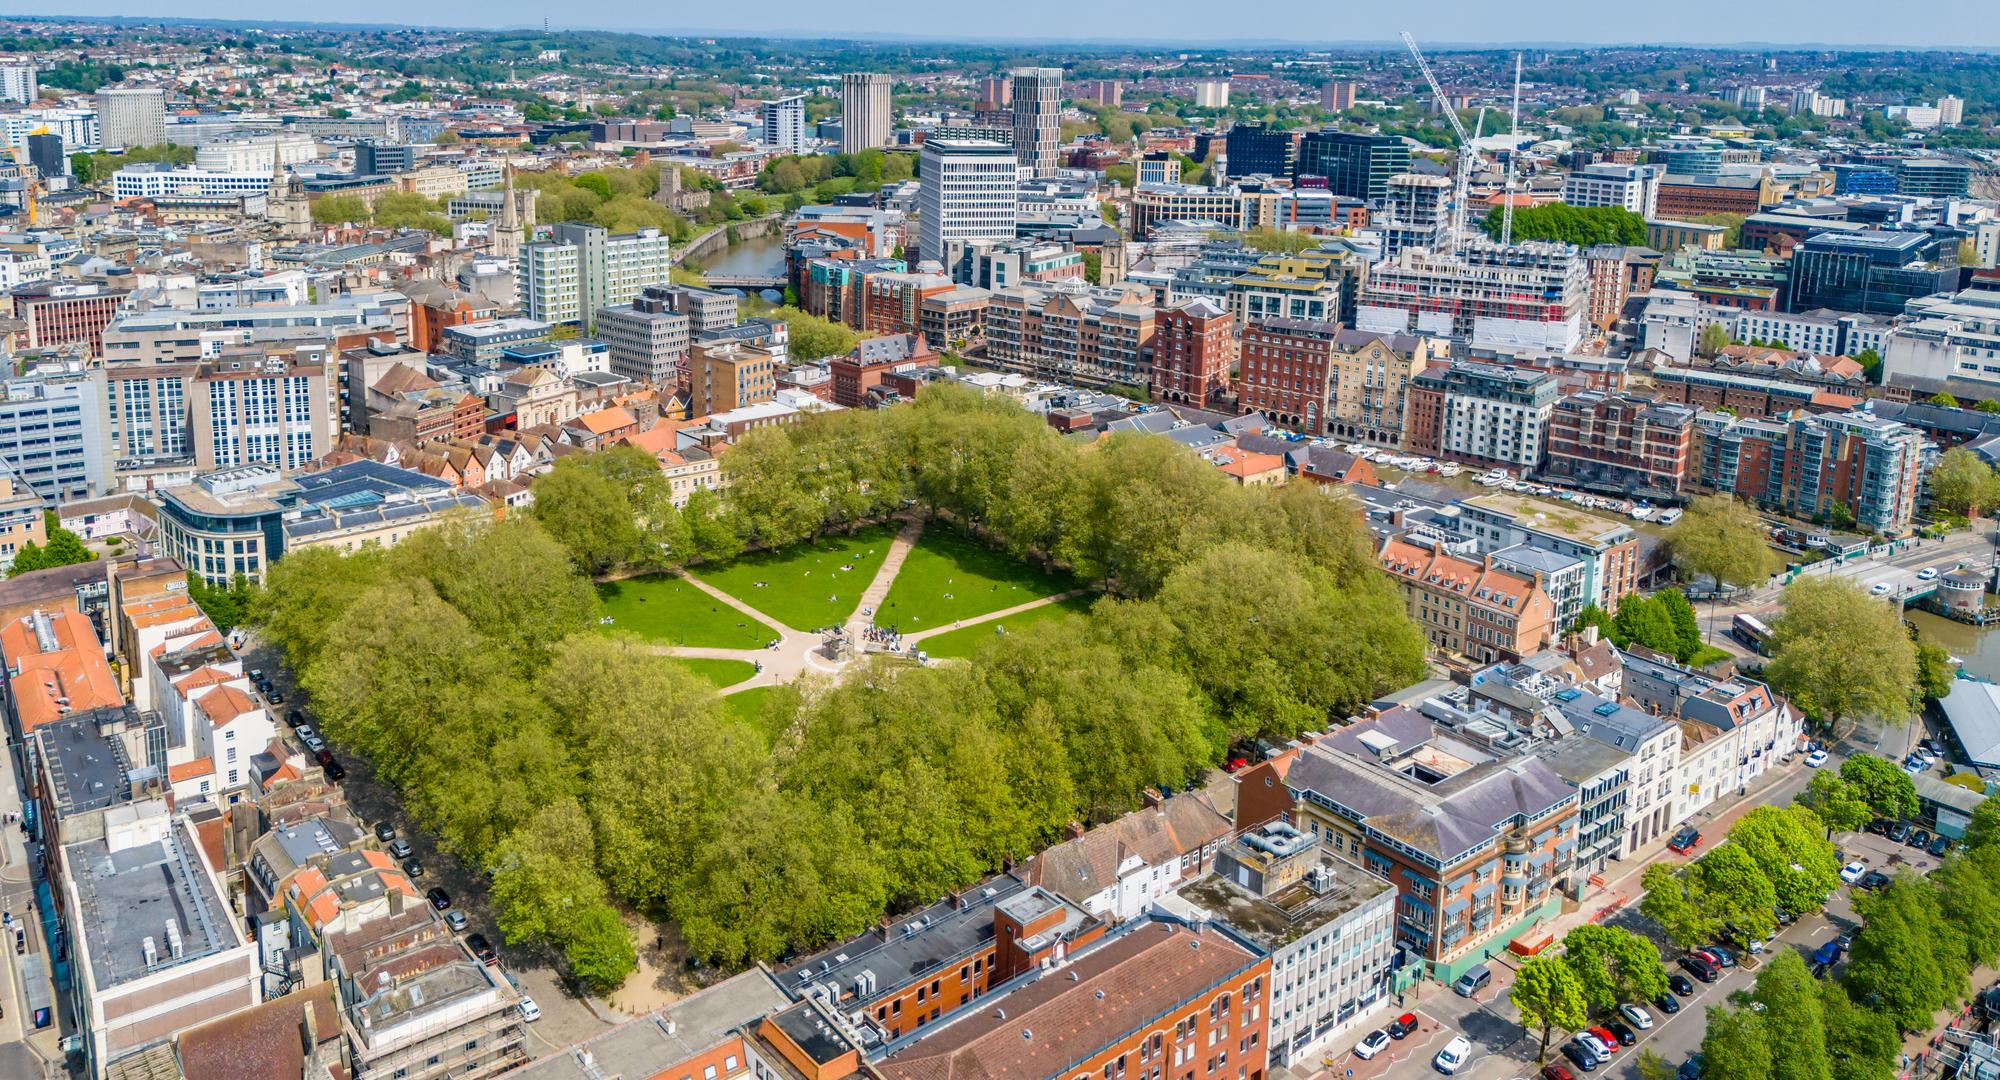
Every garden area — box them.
[688,524,898,630]
[595,574,777,649]
[917,595,1094,658]
[877,526,1073,632]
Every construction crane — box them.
[1502,53,1522,246]
[1401,31,1476,255]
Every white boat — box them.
[1438,464,1463,477]
[1655,508,1684,526]
[1630,507,1654,521]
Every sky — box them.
[24,0,2000,48]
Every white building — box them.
[0,63,36,105]
[840,72,892,154]
[516,222,672,329]
[111,165,273,199]
[0,108,98,151]
[96,86,166,149]
[192,132,317,172]
[1881,288,2000,394]
[761,94,806,153]
[1161,828,1396,1069]
[917,135,1018,265]
[1562,162,1660,218]
[1620,652,1802,821]
[1194,79,1232,109]
[1941,94,1966,127]
[1733,308,1888,358]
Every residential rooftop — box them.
[69,807,238,991]
[1170,855,1392,951]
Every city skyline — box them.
[19,1,2000,49]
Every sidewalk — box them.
[0,736,57,1079]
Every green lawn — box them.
[673,658,759,689]
[916,595,1094,659]
[595,574,780,649]
[876,528,1072,632]
[690,525,898,631]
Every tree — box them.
[1637,1049,1677,1080]
[186,572,255,632]
[1667,495,1780,638]
[310,195,369,225]
[1750,951,1833,1080]
[1482,203,1646,246]
[1727,806,1842,917]
[1642,844,1777,950]
[1240,226,1321,253]
[1511,954,1589,1065]
[1699,322,1733,357]
[1796,770,1872,836]
[1820,981,1901,1080]
[1764,577,1918,733]
[1929,391,1962,408]
[9,512,96,577]
[490,797,612,947]
[531,459,644,574]
[1916,637,1957,702]
[771,305,859,362]
[1701,1004,1773,1080]
[1656,588,1705,661]
[1935,847,2000,968]
[1928,447,2000,517]
[1846,874,1969,1031]
[562,902,639,994]
[1561,924,1668,1011]
[1837,755,1919,820]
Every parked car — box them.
[1888,821,1911,843]
[1355,1030,1392,1060]
[1858,870,1892,890]
[401,858,424,879]
[1921,738,1948,757]
[1563,1040,1603,1071]
[443,910,468,932]
[1435,1035,1473,1075]
[1542,1065,1578,1080]
[1680,955,1720,983]
[1699,946,1736,968]
[1932,835,1954,857]
[1840,861,1867,884]
[1619,1003,1654,1030]
[295,724,317,743]
[313,748,334,767]
[268,691,284,705]
[1605,1019,1636,1046]
[1577,1031,1613,1058]
[1454,964,1492,997]
[1653,992,1681,1015]
[1814,939,1844,967]
[1866,818,1891,835]
[518,996,541,1023]
[1909,828,1933,850]
[322,759,346,781]
[1680,1054,1707,1080]
[1588,1026,1623,1051]
[1668,826,1702,853]
[388,839,413,859]
[466,932,497,965]
[1806,749,1829,768]
[426,887,451,910]
[1388,1013,1420,1039]
[285,709,305,728]
[1669,973,1696,996]
[374,822,396,842]
[1838,925,1860,949]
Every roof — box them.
[1942,679,2000,768]
[870,920,1261,1080]
[176,980,340,1080]
[1168,855,1393,951]
[566,406,637,435]
[514,969,790,1080]
[69,810,239,991]
[1026,782,1234,906]
[0,608,123,733]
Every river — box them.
[692,233,787,278]
[1908,608,2000,681]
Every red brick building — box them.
[1237,317,1339,432]
[1152,297,1235,407]
[14,283,127,357]
[397,280,498,354]
[1403,365,1449,457]
[829,335,938,408]
[862,271,957,337]
[1543,391,1696,495]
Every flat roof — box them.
[1169,858,1392,951]
[515,969,789,1080]
[1463,493,1633,544]
[69,812,237,991]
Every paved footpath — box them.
[902,589,1091,645]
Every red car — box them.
[1668,826,1702,854]
[1543,1066,1578,1080]
[1387,1012,1420,1039]
[1589,1027,1621,1053]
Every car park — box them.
[1355,1030,1391,1060]
[1562,1040,1603,1071]
[518,996,541,1022]
[1619,1003,1654,1030]
[389,839,413,859]
[1840,861,1867,884]
[1668,826,1702,853]
[1806,749,1829,768]
[1652,992,1681,1015]
[1668,973,1696,996]
[1435,1035,1472,1074]
[1388,1013,1420,1039]
[426,887,452,910]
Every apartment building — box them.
[1378,537,1558,663]
[1621,650,1803,820]
[1427,362,1559,470]
[1562,162,1661,217]
[1327,331,1444,448]
[916,136,1018,264]
[984,280,1156,388]
[829,335,938,408]
[1009,67,1062,177]
[1542,391,1696,495]
[1454,492,1641,614]
[840,72,893,153]
[1285,709,1579,983]
[691,339,779,416]
[1151,297,1235,407]
[761,94,806,153]
[0,363,114,503]
[597,285,695,385]
[1024,780,1235,922]
[1238,317,1340,432]
[13,281,128,356]
[1358,241,1589,352]
[1690,408,1925,534]
[517,223,672,329]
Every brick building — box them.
[829,335,938,408]
[1237,318,1340,432]
[1151,297,1235,407]
[984,281,1156,388]
[1326,330,1443,447]
[1542,391,1696,495]
[1377,537,1558,664]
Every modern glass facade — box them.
[1295,131,1410,202]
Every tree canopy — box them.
[1763,577,1917,731]
[9,512,96,577]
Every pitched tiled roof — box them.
[1027,786,1232,905]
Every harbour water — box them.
[692,233,787,278]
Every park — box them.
[592,516,1086,734]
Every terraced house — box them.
[1285,708,1579,983]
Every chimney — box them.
[301,996,319,1058]
[1141,787,1164,810]
[1066,821,1086,840]
[1582,625,1600,646]
[388,888,403,917]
